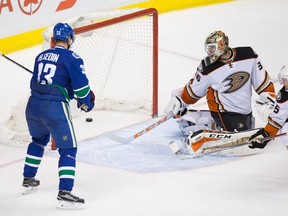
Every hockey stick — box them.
[202,132,287,153]
[0,52,33,74]
[169,132,287,159]
[104,111,174,143]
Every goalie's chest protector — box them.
[191,47,265,114]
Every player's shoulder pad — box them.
[276,87,288,103]
[199,59,225,75]
[234,47,258,61]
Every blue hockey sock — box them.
[23,142,45,178]
[58,148,77,191]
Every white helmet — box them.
[278,65,288,84]
[204,31,229,65]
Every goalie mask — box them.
[204,31,229,65]
[278,65,288,84]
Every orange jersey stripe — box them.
[264,116,282,136]
[182,84,198,104]
[206,87,225,112]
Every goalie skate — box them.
[22,177,40,195]
[56,190,85,210]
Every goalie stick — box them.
[104,111,174,143]
[169,132,287,159]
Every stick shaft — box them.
[133,111,174,139]
[1,52,33,74]
[261,133,287,141]
[105,111,174,143]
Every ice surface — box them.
[1,0,288,215]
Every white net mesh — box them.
[0,97,31,147]
[43,8,157,113]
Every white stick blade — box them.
[103,132,133,144]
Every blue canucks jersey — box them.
[31,45,91,106]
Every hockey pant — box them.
[210,111,254,132]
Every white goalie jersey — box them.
[181,47,274,114]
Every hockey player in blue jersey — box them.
[22,23,94,209]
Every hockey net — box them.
[0,8,158,147]
[44,8,158,115]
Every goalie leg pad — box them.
[177,128,262,158]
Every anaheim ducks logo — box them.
[222,72,250,93]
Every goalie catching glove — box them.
[77,90,95,112]
[248,128,270,149]
[164,95,187,116]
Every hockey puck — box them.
[86,118,93,122]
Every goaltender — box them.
[165,30,275,133]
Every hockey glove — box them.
[248,128,269,149]
[77,90,95,112]
[254,92,276,121]
[164,95,187,116]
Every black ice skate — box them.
[56,190,85,209]
[22,177,40,195]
